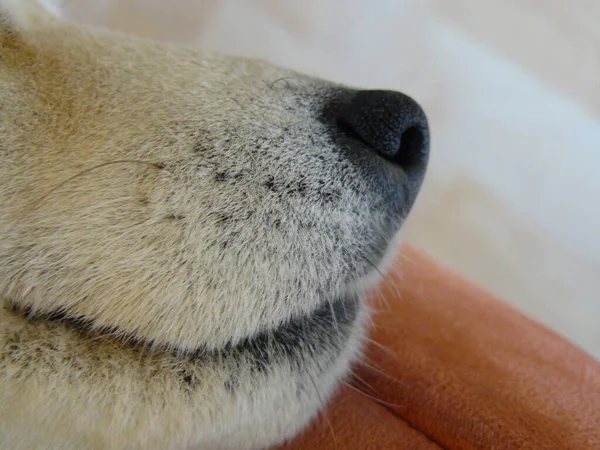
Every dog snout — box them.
[333,90,429,178]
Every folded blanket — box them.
[280,245,600,449]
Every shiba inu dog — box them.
[0,1,429,448]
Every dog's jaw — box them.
[1,295,368,450]
[0,2,425,449]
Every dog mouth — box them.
[5,290,361,364]
[213,294,361,371]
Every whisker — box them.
[359,357,407,387]
[362,255,385,280]
[342,380,405,410]
[268,76,301,89]
[307,373,337,450]
[31,160,164,210]
[367,284,392,313]
[349,370,378,396]
[363,337,400,361]
[358,255,399,313]
[328,301,339,333]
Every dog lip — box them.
[217,293,360,363]
[6,293,360,367]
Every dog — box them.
[0,1,429,448]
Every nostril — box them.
[330,89,429,174]
[393,125,426,170]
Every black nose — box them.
[333,90,429,176]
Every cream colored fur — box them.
[0,1,415,448]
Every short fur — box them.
[0,1,424,449]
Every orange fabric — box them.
[280,245,600,449]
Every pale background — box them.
[60,0,600,358]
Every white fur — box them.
[0,1,418,448]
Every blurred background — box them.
[61,0,600,358]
